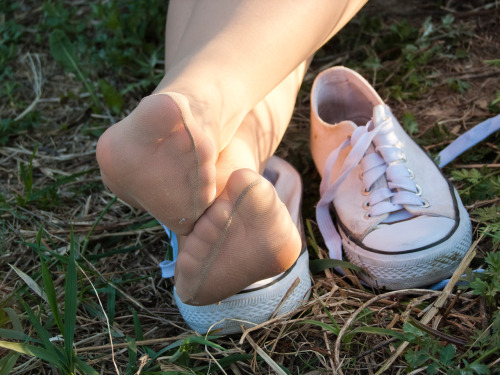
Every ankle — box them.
[154,69,251,150]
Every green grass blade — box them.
[85,245,141,261]
[320,304,341,332]
[125,337,137,375]
[168,347,190,365]
[173,336,225,351]
[4,307,23,332]
[315,297,341,331]
[142,372,193,375]
[148,335,223,363]
[131,308,144,341]
[48,29,76,72]
[18,164,27,204]
[216,353,254,368]
[19,299,53,351]
[49,30,99,107]
[64,227,78,368]
[25,241,68,264]
[9,264,47,303]
[37,227,64,333]
[17,145,37,205]
[193,353,254,372]
[74,356,99,375]
[98,79,124,113]
[28,169,94,203]
[306,219,320,257]
[81,196,116,255]
[309,259,362,274]
[0,341,67,371]
[343,326,407,344]
[484,59,500,67]
[106,284,116,326]
[0,328,39,343]
[296,319,340,335]
[0,352,19,375]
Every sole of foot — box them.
[96,92,217,235]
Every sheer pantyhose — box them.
[96,0,367,305]
[175,60,310,304]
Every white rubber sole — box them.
[174,156,311,335]
[174,250,311,334]
[341,189,472,290]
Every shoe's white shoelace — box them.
[317,107,427,261]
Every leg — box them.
[175,59,310,305]
[97,0,367,235]
[158,0,369,148]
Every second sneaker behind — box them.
[310,66,472,290]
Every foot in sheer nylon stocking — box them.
[96,92,217,235]
[171,58,311,307]
[175,168,302,305]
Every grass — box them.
[1,0,499,374]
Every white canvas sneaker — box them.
[310,66,472,290]
[160,156,311,334]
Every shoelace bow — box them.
[316,112,426,261]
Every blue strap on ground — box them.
[428,269,484,290]
[437,114,500,168]
[158,224,178,278]
[429,115,500,289]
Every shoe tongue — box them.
[372,105,400,153]
[363,104,393,190]
[373,104,389,124]
[362,108,391,221]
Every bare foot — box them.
[96,93,217,235]
[175,168,301,305]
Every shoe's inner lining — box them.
[317,77,373,126]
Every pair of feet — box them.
[96,92,301,306]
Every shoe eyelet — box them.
[416,184,422,196]
[359,169,364,180]
[364,212,372,219]
[408,168,415,179]
[400,152,407,163]
[363,200,370,209]
[421,199,430,208]
[361,186,372,196]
